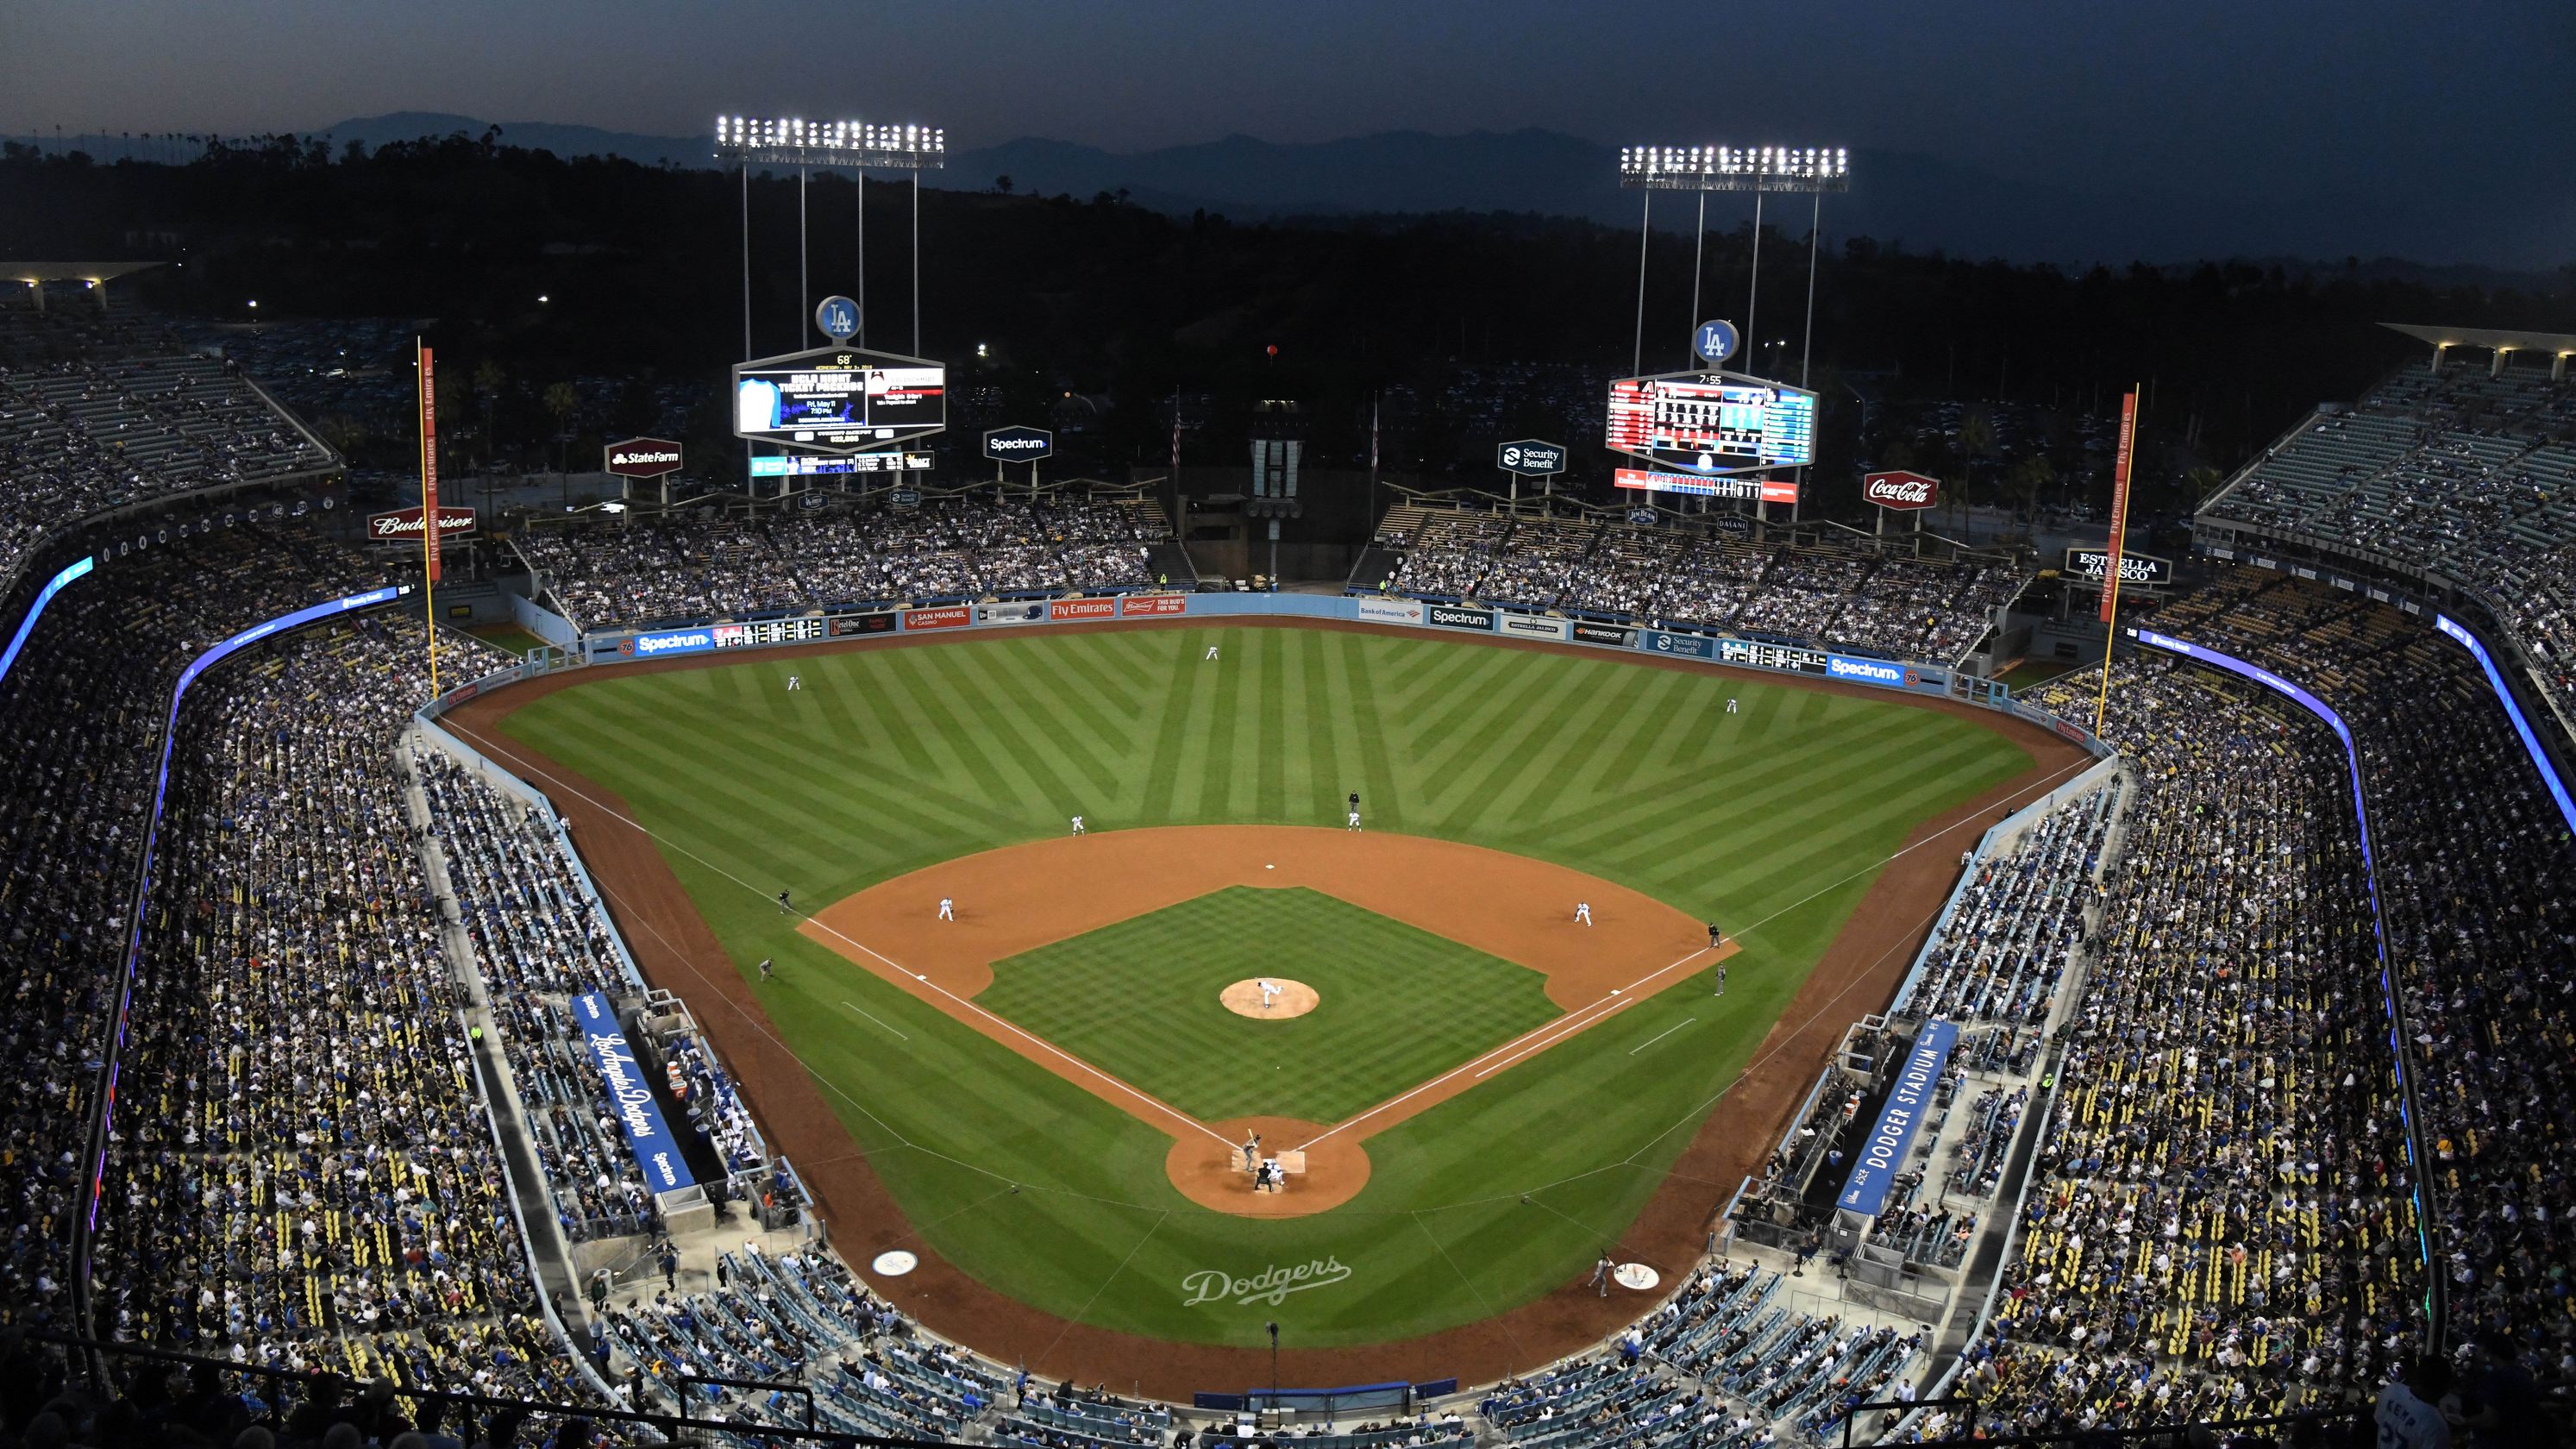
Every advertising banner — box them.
[573,992,697,1193]
[901,605,972,631]
[983,426,1056,462]
[1353,597,1425,625]
[1571,622,1635,647]
[1638,629,1715,660]
[1496,614,1571,641]
[417,343,440,583]
[1834,1019,1959,1218]
[975,601,1049,625]
[1119,593,1188,618]
[1861,471,1940,511]
[367,505,478,545]
[2101,389,2139,623]
[1497,439,1569,475]
[1614,467,1800,504]
[2064,548,2173,588]
[618,627,717,658]
[604,437,684,478]
[1825,655,1909,687]
[1426,603,1495,631]
[1049,598,1117,621]
[829,612,899,637]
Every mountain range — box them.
[16,111,2566,282]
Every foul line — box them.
[1627,1018,1695,1057]
[840,1000,910,1042]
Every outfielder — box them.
[1726,698,1736,713]
[787,675,802,691]
[1205,643,1220,661]
[1070,814,1085,836]
[937,897,955,921]
[1575,901,1593,925]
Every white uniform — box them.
[937,898,955,921]
[1260,980,1280,1008]
[787,675,801,691]
[1576,902,1593,925]
[1725,698,1736,712]
[1205,644,1219,661]
[1071,815,1085,835]
[1347,810,1361,831]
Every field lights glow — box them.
[1619,146,1850,191]
[713,116,946,167]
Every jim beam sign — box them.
[1861,471,1940,511]
[368,505,477,548]
[605,437,684,479]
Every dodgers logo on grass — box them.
[1181,1256,1353,1308]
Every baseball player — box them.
[1259,979,1280,1010]
[777,889,793,915]
[1241,1132,1261,1171]
[1205,643,1220,661]
[1726,698,1737,713]
[1070,814,1085,836]
[1590,1251,1615,1296]
[1708,922,1723,951]
[937,897,955,922]
[758,957,774,982]
[1714,965,1727,997]
[1346,809,1361,831]
[1575,901,1593,926]
[787,675,802,691]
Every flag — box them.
[2100,389,2137,623]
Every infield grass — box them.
[979,885,1559,1123]
[494,623,2035,1348]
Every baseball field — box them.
[463,620,2053,1380]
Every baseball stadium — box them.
[3,66,2573,1449]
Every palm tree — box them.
[543,381,580,508]
[1953,411,1996,537]
[2007,455,2055,540]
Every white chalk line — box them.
[840,1000,910,1041]
[1627,1018,1696,1056]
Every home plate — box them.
[870,1251,919,1277]
[1613,1263,1659,1291]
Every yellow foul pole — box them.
[417,338,441,696]
[2092,386,2140,736]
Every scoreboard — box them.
[733,345,946,453]
[711,618,827,649]
[1606,373,1815,475]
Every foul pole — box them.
[416,337,442,695]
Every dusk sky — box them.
[7,0,2572,263]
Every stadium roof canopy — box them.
[1,260,165,285]
[2384,322,2576,356]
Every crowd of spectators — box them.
[516,496,1175,631]
[2202,359,2576,735]
[1375,506,2019,663]
[0,356,335,588]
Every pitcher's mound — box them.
[1221,978,1318,1019]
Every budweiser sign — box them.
[368,505,478,543]
[1862,471,1940,510]
[605,437,684,478]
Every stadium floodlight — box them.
[1617,145,1850,193]
[718,111,949,361]
[712,115,947,171]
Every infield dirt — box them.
[440,617,2090,1396]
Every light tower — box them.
[713,116,947,356]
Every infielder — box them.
[1346,809,1361,831]
[1575,901,1593,925]
[1259,978,1280,1010]
[937,897,955,921]
[758,957,774,982]
[1070,814,1085,836]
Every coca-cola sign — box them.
[1862,470,1940,510]
[367,505,478,543]
[604,436,684,478]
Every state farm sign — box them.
[1862,471,1940,510]
[367,505,477,543]
[604,437,684,478]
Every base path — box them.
[799,826,1726,1218]
[439,615,2092,1396]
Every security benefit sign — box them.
[572,992,698,1193]
[1835,1019,1959,1218]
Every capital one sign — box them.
[1862,471,1940,510]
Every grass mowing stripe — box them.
[1429,656,1621,828]
[1470,658,1643,827]
[1137,635,1203,822]
[1536,709,1920,853]
[943,643,1109,812]
[1003,642,1140,794]
[655,686,1031,844]
[908,645,1073,812]
[1559,666,1692,800]
[1330,631,1406,825]
[1402,646,1527,752]
[1414,652,1581,821]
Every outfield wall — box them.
[548,591,2114,761]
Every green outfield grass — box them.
[495,624,2034,1349]
[979,885,1560,1123]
